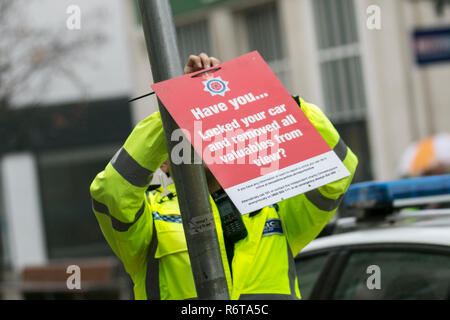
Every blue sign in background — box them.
[414,27,450,65]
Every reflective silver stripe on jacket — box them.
[304,137,348,211]
[239,241,298,300]
[146,220,160,300]
[110,147,153,187]
[333,137,348,162]
[305,190,345,212]
[92,198,145,232]
[144,220,198,300]
[286,241,298,299]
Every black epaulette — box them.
[292,95,301,108]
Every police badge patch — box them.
[202,76,230,97]
[262,219,284,237]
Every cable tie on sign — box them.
[191,67,222,78]
[128,67,222,102]
[128,91,155,103]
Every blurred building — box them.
[0,0,449,299]
[131,0,450,181]
[0,0,135,298]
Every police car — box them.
[294,175,450,300]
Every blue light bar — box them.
[344,174,450,209]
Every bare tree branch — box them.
[0,0,106,110]
[0,0,107,153]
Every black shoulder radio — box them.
[212,189,248,243]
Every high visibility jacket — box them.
[90,96,358,300]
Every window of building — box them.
[312,0,366,121]
[242,2,292,91]
[311,0,372,182]
[176,19,213,64]
[37,145,118,259]
[133,0,213,64]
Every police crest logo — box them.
[202,76,230,97]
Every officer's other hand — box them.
[184,53,220,75]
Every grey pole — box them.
[137,0,230,300]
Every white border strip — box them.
[226,151,350,214]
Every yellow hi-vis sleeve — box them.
[278,98,359,256]
[89,112,168,297]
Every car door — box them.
[294,249,341,299]
[296,243,450,300]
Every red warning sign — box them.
[152,51,349,214]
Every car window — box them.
[332,249,450,300]
[295,254,329,299]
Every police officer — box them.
[90,53,358,300]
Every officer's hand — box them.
[184,53,221,75]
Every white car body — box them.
[300,217,450,254]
